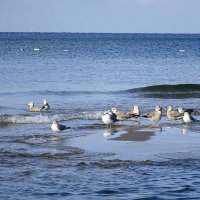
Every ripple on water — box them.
[0,147,84,160]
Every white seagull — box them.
[178,107,193,115]
[102,110,117,127]
[183,112,195,125]
[51,121,70,132]
[178,107,196,122]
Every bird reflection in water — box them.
[103,127,117,139]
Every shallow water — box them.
[1,33,200,199]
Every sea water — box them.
[0,33,200,199]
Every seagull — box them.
[111,107,130,121]
[178,107,193,115]
[142,105,162,125]
[102,110,117,127]
[43,99,50,111]
[27,102,45,112]
[178,107,196,122]
[166,105,183,122]
[51,121,70,132]
[182,111,196,125]
[128,105,140,119]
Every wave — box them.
[0,147,84,159]
[1,84,200,99]
[0,112,103,125]
[123,84,200,99]
[0,114,50,124]
[0,90,108,96]
[36,90,105,96]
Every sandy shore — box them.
[68,118,200,161]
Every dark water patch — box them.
[111,128,157,142]
[0,147,84,160]
[139,84,200,92]
[32,192,71,197]
[92,159,136,168]
[37,90,108,96]
[156,151,200,160]
[57,157,200,170]
[75,159,157,169]
[165,185,196,193]
[123,84,200,99]
[77,123,126,130]
[134,197,164,200]
[96,189,121,195]
[152,157,200,169]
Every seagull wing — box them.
[110,113,117,122]
[170,111,183,119]
[58,124,69,131]
[147,111,156,119]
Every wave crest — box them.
[0,112,103,125]
[124,84,200,99]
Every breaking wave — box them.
[123,84,200,99]
[0,111,103,125]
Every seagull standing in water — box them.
[166,105,183,123]
[102,110,117,127]
[51,121,70,132]
[111,107,130,121]
[142,105,162,125]
[111,106,140,121]
[128,105,141,119]
[27,101,45,112]
[182,111,195,125]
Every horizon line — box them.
[0,31,200,35]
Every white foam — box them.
[2,114,50,124]
[0,111,103,124]
[25,137,48,144]
[82,111,103,120]
[33,48,40,51]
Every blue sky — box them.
[0,0,200,33]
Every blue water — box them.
[1,33,200,199]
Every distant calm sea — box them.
[1,32,200,199]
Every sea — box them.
[0,32,200,199]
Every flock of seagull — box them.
[102,105,197,128]
[27,100,198,133]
